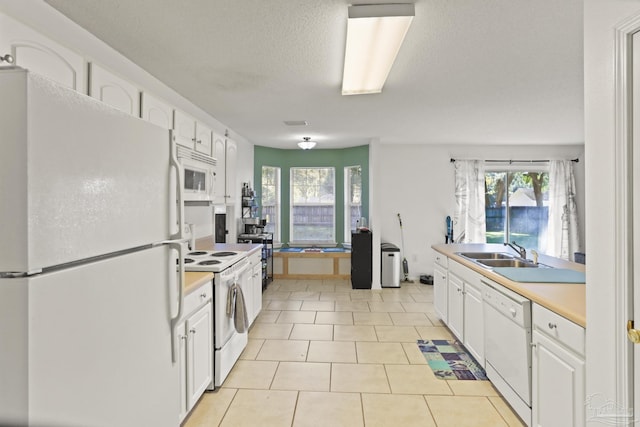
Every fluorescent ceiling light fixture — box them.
[298,137,317,150]
[342,3,414,96]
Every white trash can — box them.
[381,243,400,288]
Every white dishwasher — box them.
[483,279,532,426]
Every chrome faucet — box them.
[504,241,526,259]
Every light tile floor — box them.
[183,279,526,427]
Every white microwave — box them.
[176,144,217,202]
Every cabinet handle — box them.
[180,335,187,341]
[196,139,202,144]
[200,293,207,299]
[192,137,197,142]
[0,54,14,64]
[189,328,196,334]
[530,343,537,348]
[509,308,517,318]
[548,322,557,329]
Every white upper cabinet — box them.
[0,14,86,92]
[225,138,237,205]
[173,109,197,148]
[89,63,140,116]
[212,132,226,205]
[174,109,214,157]
[194,122,212,156]
[141,92,173,130]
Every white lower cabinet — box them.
[252,262,263,322]
[462,278,484,363]
[446,261,485,364]
[447,272,464,340]
[433,252,448,322]
[532,304,585,427]
[177,281,213,423]
[247,251,263,325]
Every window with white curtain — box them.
[261,166,281,242]
[290,167,335,243]
[484,167,549,252]
[344,165,362,243]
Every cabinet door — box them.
[141,92,173,130]
[252,263,263,321]
[433,264,448,322]
[532,330,585,427]
[447,273,464,340]
[463,281,484,365]
[212,132,227,204]
[89,63,140,116]
[195,122,213,156]
[186,304,213,410]
[225,138,237,204]
[173,109,196,148]
[176,319,188,422]
[0,14,86,92]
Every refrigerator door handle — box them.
[170,132,185,241]
[161,239,185,364]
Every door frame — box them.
[613,12,640,421]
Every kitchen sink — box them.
[456,252,515,260]
[477,259,539,268]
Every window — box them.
[485,169,549,251]
[261,166,281,242]
[290,167,335,242]
[344,165,362,243]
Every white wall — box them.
[584,1,640,423]
[372,143,585,280]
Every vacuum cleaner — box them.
[397,213,414,283]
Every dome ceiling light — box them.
[298,137,317,150]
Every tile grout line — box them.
[421,394,439,427]
[215,388,239,427]
[486,395,519,427]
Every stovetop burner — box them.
[183,249,247,272]
[211,251,237,257]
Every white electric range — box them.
[183,250,251,388]
[184,250,247,272]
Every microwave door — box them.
[183,165,210,202]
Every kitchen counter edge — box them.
[432,243,586,328]
[184,271,214,295]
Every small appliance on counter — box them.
[242,217,267,235]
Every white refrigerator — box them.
[0,68,185,427]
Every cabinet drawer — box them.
[183,281,212,317]
[434,252,448,268]
[249,251,262,266]
[533,304,584,356]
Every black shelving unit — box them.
[351,230,372,289]
[238,233,273,289]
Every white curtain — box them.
[546,160,580,260]
[453,160,486,243]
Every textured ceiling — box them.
[44,0,584,149]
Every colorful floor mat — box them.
[418,339,488,381]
